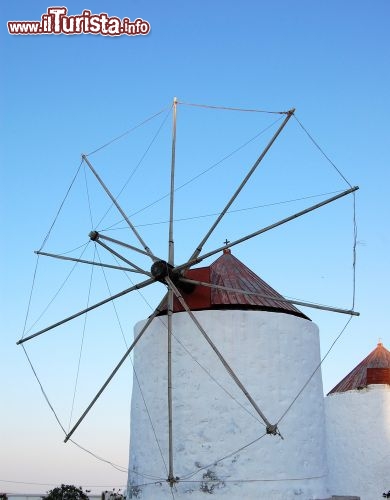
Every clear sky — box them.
[1,0,389,496]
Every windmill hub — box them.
[151,260,174,281]
[150,260,196,294]
[89,230,99,241]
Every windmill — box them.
[17,98,359,499]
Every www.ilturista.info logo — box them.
[7,7,151,36]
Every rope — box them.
[55,242,90,256]
[22,342,162,480]
[19,256,144,479]
[170,482,177,500]
[24,159,91,338]
[21,345,67,434]
[20,236,147,476]
[69,440,128,474]
[21,255,40,339]
[127,480,170,489]
[293,115,353,188]
[83,161,95,229]
[23,242,91,336]
[64,165,94,439]
[130,116,283,218]
[101,116,284,230]
[180,473,328,484]
[180,432,268,481]
[18,185,156,480]
[130,364,169,478]
[103,189,344,231]
[178,100,288,115]
[351,192,358,309]
[99,251,169,479]
[0,479,127,489]
[96,248,130,348]
[87,105,171,156]
[277,315,354,427]
[39,159,84,252]
[68,246,96,431]
[276,191,358,426]
[94,106,172,230]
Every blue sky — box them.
[1,0,389,495]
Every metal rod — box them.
[94,238,152,277]
[35,250,141,273]
[16,277,155,345]
[175,186,359,273]
[64,306,162,442]
[168,98,178,267]
[82,154,157,261]
[179,278,360,316]
[167,287,174,483]
[188,109,295,263]
[167,98,178,484]
[97,233,154,258]
[166,277,276,432]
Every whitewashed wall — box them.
[325,385,390,500]
[128,310,329,499]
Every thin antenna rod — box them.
[179,278,360,316]
[166,277,278,435]
[176,186,359,272]
[188,109,295,263]
[82,154,157,262]
[16,277,155,345]
[35,250,140,273]
[64,306,162,442]
[168,98,178,266]
[167,287,175,484]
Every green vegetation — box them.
[45,484,89,500]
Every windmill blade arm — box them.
[166,288,174,480]
[176,186,359,273]
[64,301,165,443]
[168,98,178,267]
[82,154,157,262]
[16,277,156,345]
[92,237,153,277]
[187,109,295,262]
[35,250,145,274]
[96,233,156,259]
[179,278,359,316]
[166,277,278,434]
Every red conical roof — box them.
[158,249,309,319]
[327,342,390,395]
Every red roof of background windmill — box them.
[159,249,309,319]
[327,341,390,395]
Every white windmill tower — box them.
[128,248,331,499]
[325,341,390,499]
[17,98,359,500]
